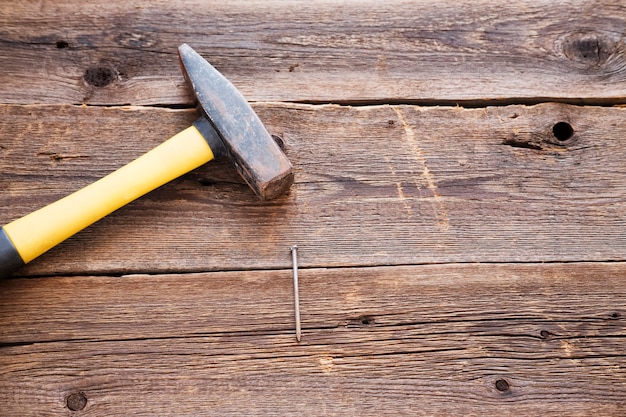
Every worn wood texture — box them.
[2,1,626,416]
[1,0,626,105]
[1,263,624,416]
[0,102,625,275]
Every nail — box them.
[290,245,301,342]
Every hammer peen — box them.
[0,44,294,278]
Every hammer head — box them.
[178,44,294,200]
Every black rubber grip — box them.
[193,116,227,158]
[0,227,25,278]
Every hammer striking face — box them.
[0,45,294,278]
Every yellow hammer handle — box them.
[3,125,214,264]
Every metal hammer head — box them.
[178,44,294,200]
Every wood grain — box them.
[1,2,625,415]
[1,0,626,105]
[1,263,624,415]
[0,102,625,275]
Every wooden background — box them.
[1,1,625,415]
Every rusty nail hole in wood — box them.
[56,40,69,49]
[272,134,286,151]
[552,121,574,142]
[495,379,510,392]
[66,392,87,411]
[84,65,118,88]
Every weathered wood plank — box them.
[1,263,624,415]
[1,263,623,343]
[1,102,625,275]
[1,0,626,105]
[1,2,623,415]
[2,338,624,416]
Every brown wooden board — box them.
[0,102,625,276]
[1,2,626,415]
[0,0,626,105]
[1,263,624,415]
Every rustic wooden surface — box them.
[1,102,625,276]
[1,263,625,416]
[2,0,626,106]
[1,1,625,415]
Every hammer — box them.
[0,44,294,278]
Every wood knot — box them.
[503,119,576,151]
[66,392,87,411]
[495,378,510,392]
[560,31,616,69]
[539,330,552,340]
[84,64,119,88]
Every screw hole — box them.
[552,122,574,142]
[610,312,621,319]
[495,379,510,392]
[540,330,551,339]
[56,40,69,49]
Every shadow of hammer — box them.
[0,44,294,278]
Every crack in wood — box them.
[37,152,91,161]
[4,320,620,349]
[502,138,544,150]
